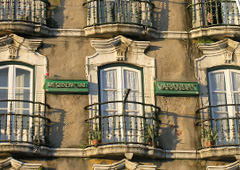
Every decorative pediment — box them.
[92,159,156,170]
[0,34,42,59]
[206,160,239,170]
[90,35,149,61]
[0,157,42,170]
[195,38,240,108]
[198,38,240,64]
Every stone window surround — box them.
[0,33,47,103]
[195,38,240,108]
[86,35,156,117]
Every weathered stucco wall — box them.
[41,37,95,148]
[153,0,190,31]
[146,39,198,150]
[48,0,87,28]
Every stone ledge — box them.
[190,26,240,39]
[198,147,240,159]
[0,22,51,36]
[0,143,198,159]
[1,143,240,160]
[0,22,189,39]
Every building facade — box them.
[0,0,239,169]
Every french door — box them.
[99,66,143,143]
[0,65,33,142]
[208,69,240,145]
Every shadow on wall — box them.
[47,0,65,28]
[152,0,169,31]
[158,110,196,150]
[48,107,66,148]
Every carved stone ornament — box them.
[92,158,157,170]
[0,157,42,170]
[207,160,239,170]
[8,44,18,59]
[0,34,42,57]
[195,38,240,109]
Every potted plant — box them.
[89,126,102,146]
[145,124,154,146]
[205,127,218,147]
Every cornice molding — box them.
[0,157,42,169]
[1,143,240,160]
[92,158,157,170]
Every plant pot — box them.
[147,141,152,146]
[206,141,215,147]
[92,139,101,146]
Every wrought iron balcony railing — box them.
[0,100,50,146]
[0,0,49,25]
[188,0,240,28]
[85,100,161,147]
[196,104,240,149]
[84,0,154,28]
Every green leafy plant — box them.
[89,126,102,141]
[145,124,155,143]
[205,127,218,142]
[196,37,215,46]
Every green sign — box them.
[45,79,88,93]
[155,82,199,95]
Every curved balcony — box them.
[85,100,161,148]
[188,0,240,39]
[195,104,240,158]
[83,0,156,38]
[0,0,49,36]
[0,100,50,146]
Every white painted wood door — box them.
[208,69,240,145]
[0,65,33,142]
[100,66,143,143]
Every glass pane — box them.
[15,68,30,88]
[0,68,8,87]
[15,109,30,115]
[15,89,30,108]
[211,92,227,105]
[102,69,116,90]
[211,92,227,112]
[124,70,139,91]
[103,90,116,109]
[124,70,140,114]
[210,72,226,91]
[0,89,8,108]
[232,72,240,91]
[234,93,240,104]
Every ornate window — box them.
[85,36,160,146]
[195,39,240,148]
[99,65,144,143]
[208,68,240,145]
[0,34,49,146]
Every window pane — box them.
[124,70,139,91]
[15,68,30,88]
[232,72,240,91]
[15,89,30,108]
[210,72,226,91]
[102,69,116,89]
[0,89,8,108]
[0,68,8,87]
